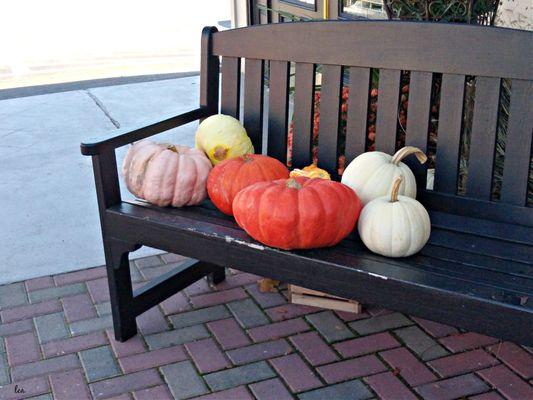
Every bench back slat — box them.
[200,26,219,115]
[220,56,241,119]
[317,65,343,172]
[405,71,433,187]
[375,69,401,154]
[466,77,501,200]
[292,62,316,167]
[267,60,290,163]
[433,74,466,194]
[243,59,265,153]
[500,80,533,206]
[344,67,371,162]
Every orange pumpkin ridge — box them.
[308,183,334,247]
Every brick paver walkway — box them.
[0,254,532,400]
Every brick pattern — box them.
[0,253,531,400]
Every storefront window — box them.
[342,0,387,19]
[281,0,316,10]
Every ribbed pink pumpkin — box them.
[122,140,212,207]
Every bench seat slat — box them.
[317,64,342,173]
[292,62,316,167]
[429,210,533,246]
[344,67,371,162]
[312,245,533,312]
[500,80,533,206]
[327,245,532,304]
[428,229,532,265]
[419,245,532,281]
[375,69,401,154]
[107,201,533,345]
[221,56,241,118]
[337,241,533,295]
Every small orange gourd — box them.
[289,164,331,180]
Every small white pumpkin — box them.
[358,176,431,258]
[341,146,427,205]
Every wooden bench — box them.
[81,21,532,345]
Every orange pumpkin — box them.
[207,154,289,215]
[233,177,362,250]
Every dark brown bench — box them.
[81,21,532,345]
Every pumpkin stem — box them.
[390,146,427,166]
[286,178,302,190]
[390,176,403,202]
[166,144,178,153]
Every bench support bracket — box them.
[104,238,225,342]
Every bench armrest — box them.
[80,107,211,156]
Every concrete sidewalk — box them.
[0,76,201,284]
[0,0,230,89]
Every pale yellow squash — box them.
[195,114,254,165]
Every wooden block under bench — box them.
[289,285,362,314]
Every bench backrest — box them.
[200,21,532,227]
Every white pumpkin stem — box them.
[390,176,403,203]
[391,146,428,165]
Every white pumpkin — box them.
[341,146,427,205]
[358,176,431,258]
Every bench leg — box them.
[208,266,226,285]
[104,239,138,342]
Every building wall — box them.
[495,0,532,30]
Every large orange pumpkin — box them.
[233,177,362,250]
[207,154,289,215]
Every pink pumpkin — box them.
[122,140,212,207]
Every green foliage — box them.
[383,0,499,24]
